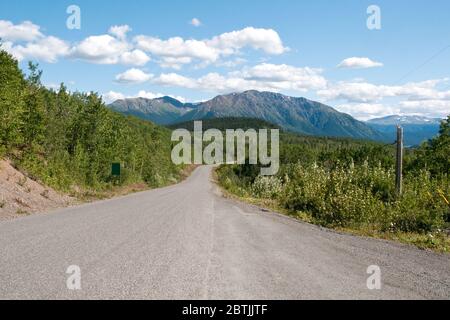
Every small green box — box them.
[111,163,121,176]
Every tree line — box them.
[0,48,182,192]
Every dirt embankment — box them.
[0,160,74,221]
[0,161,199,221]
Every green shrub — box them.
[251,176,283,199]
[219,160,449,234]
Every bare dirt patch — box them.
[0,159,74,221]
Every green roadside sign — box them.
[112,163,121,176]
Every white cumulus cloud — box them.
[5,36,70,63]
[0,20,69,63]
[190,18,202,27]
[317,79,448,103]
[1,21,287,70]
[135,27,288,69]
[102,91,126,103]
[335,103,399,121]
[70,29,150,66]
[208,27,287,55]
[235,63,327,91]
[70,34,130,64]
[399,100,450,118]
[135,36,219,66]
[119,49,151,66]
[319,78,450,119]
[109,25,132,40]
[153,63,326,94]
[115,68,153,84]
[0,20,43,42]
[337,57,383,69]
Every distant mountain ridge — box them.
[366,115,443,146]
[109,96,198,125]
[109,90,385,140]
[367,115,442,125]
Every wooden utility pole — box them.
[395,126,403,195]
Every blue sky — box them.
[1,0,449,119]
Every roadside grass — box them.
[214,167,450,253]
[71,164,198,202]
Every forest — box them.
[0,48,183,196]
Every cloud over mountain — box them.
[153,63,326,94]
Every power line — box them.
[395,43,450,83]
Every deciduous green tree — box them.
[0,48,25,153]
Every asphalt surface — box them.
[0,166,449,299]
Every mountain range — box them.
[109,90,384,141]
[366,115,442,146]
[108,91,445,144]
[108,96,197,125]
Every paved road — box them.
[0,166,449,299]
